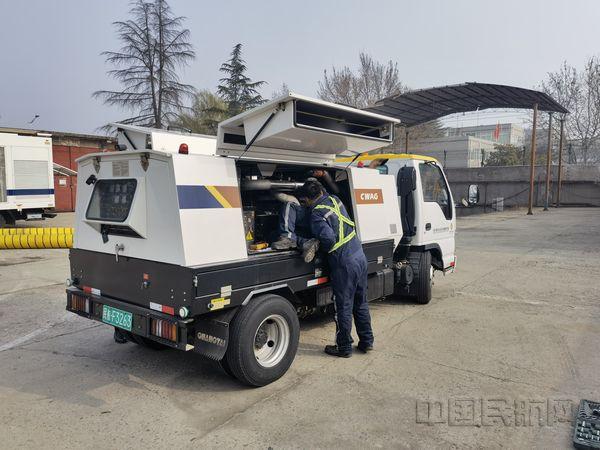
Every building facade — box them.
[407,135,497,168]
[443,123,524,146]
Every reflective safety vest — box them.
[315,196,356,253]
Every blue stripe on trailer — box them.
[7,189,54,196]
[177,185,223,209]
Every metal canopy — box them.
[367,82,568,127]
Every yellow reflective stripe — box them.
[315,197,356,253]
[206,185,232,208]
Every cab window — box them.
[419,163,452,220]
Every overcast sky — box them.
[1,0,599,134]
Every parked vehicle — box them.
[0,132,55,226]
[65,93,455,386]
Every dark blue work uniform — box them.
[309,194,374,352]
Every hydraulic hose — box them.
[0,227,73,249]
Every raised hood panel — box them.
[217,93,399,163]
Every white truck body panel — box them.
[113,123,217,156]
[217,93,399,163]
[348,167,402,246]
[0,133,54,213]
[75,151,248,267]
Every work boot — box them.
[324,345,352,358]
[271,236,297,250]
[273,192,300,206]
[302,238,320,263]
[357,342,373,353]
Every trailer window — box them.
[419,163,452,220]
[86,179,137,222]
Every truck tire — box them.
[219,356,235,378]
[410,251,432,305]
[226,294,300,387]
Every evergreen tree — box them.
[217,44,266,116]
[94,0,195,128]
[173,90,228,135]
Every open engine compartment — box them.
[236,161,353,255]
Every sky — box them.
[0,0,599,135]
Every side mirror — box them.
[468,184,480,204]
[397,166,416,196]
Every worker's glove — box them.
[302,238,320,263]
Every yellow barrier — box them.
[0,228,74,249]
[0,227,73,236]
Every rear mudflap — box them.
[193,307,238,361]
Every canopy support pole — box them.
[543,113,553,211]
[556,118,565,207]
[527,103,538,215]
[405,129,409,154]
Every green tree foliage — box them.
[485,144,548,167]
[484,144,524,166]
[217,44,266,116]
[94,0,195,128]
[173,90,229,135]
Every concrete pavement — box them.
[0,209,599,448]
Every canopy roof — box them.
[367,82,568,127]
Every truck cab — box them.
[66,93,455,386]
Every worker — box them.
[296,179,374,357]
[271,192,310,251]
[271,169,339,256]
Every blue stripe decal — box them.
[7,189,54,196]
[177,185,222,209]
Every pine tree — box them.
[217,44,266,116]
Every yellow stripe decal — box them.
[206,185,232,208]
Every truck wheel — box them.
[410,251,432,304]
[219,357,235,378]
[226,294,300,387]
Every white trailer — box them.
[65,93,456,386]
[0,132,55,226]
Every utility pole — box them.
[556,118,565,207]
[543,113,553,211]
[404,129,409,154]
[527,103,538,215]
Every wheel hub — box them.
[253,314,290,368]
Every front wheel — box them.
[409,251,433,304]
[226,294,300,387]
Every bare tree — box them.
[318,53,404,108]
[271,82,290,99]
[317,53,443,151]
[94,0,195,128]
[541,58,600,164]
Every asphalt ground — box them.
[0,208,599,449]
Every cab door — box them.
[414,161,456,269]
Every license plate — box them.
[102,305,133,331]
